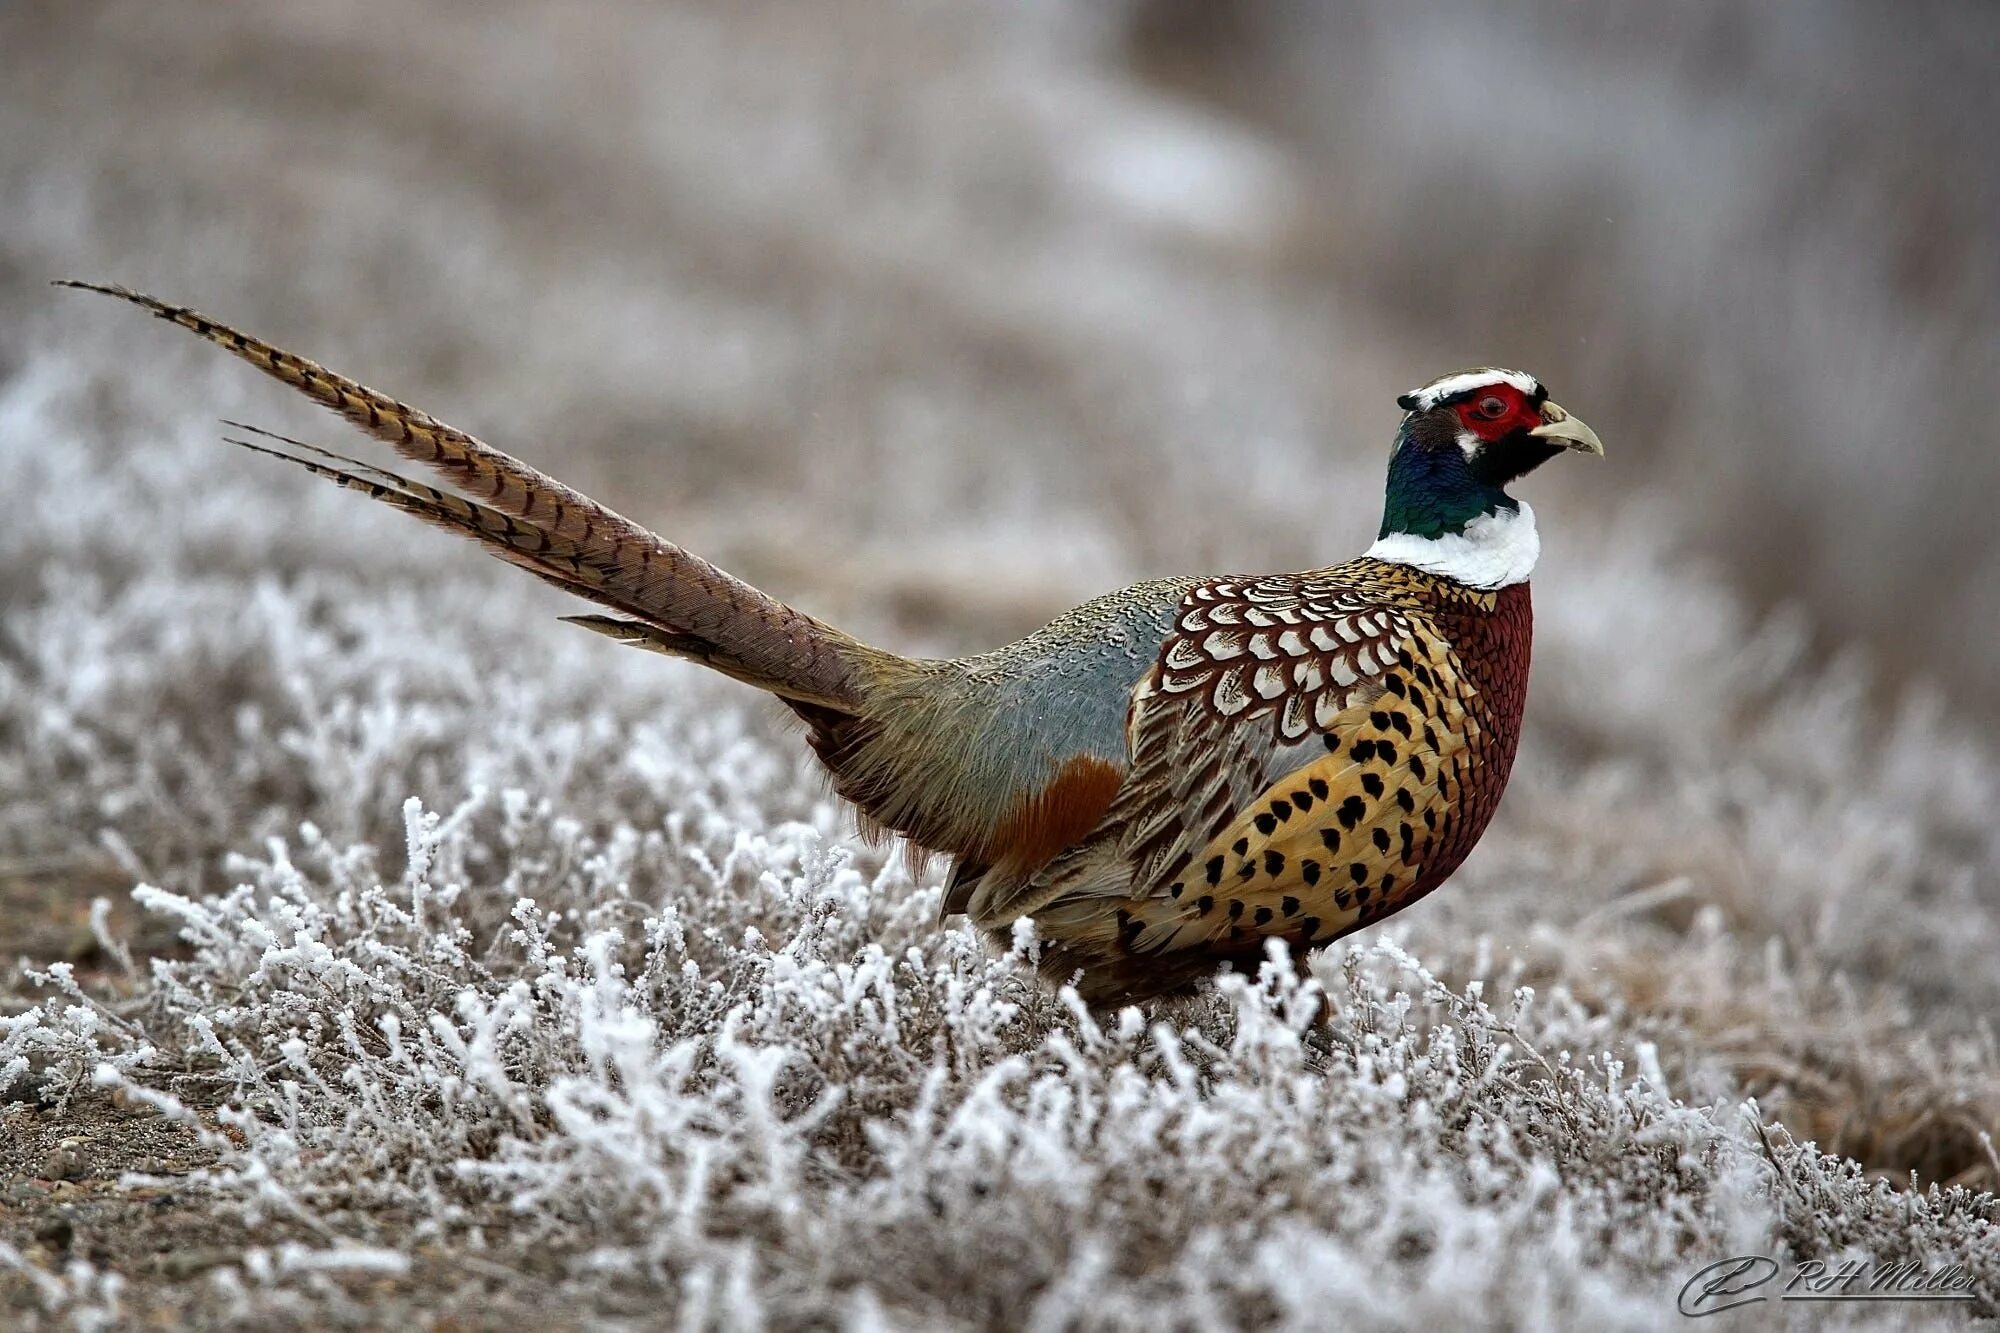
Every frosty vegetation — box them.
[3,1,1998,1327]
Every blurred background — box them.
[7,0,1997,686]
[5,0,2000,1192]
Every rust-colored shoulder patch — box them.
[985,754,1125,876]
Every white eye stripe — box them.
[1402,368,1541,413]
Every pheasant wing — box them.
[1113,572,1416,881]
[1027,566,1475,961]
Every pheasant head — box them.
[1367,368,1603,589]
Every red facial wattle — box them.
[1453,385,1542,442]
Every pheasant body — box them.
[67,282,1601,1007]
[970,562,1536,1004]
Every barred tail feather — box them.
[219,435,636,618]
[66,281,880,711]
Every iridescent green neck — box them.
[1378,431,1515,539]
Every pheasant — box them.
[64,282,1602,1007]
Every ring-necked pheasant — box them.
[64,282,1602,1007]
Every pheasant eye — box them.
[1476,395,1508,419]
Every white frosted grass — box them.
[3,322,2000,1326]
[0,3,1995,1320]
[4,435,1999,1323]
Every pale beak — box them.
[1529,401,1604,456]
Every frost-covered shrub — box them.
[14,792,1998,1325]
[2,0,1997,1325]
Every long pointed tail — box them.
[62,281,882,712]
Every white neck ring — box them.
[1363,501,1539,589]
